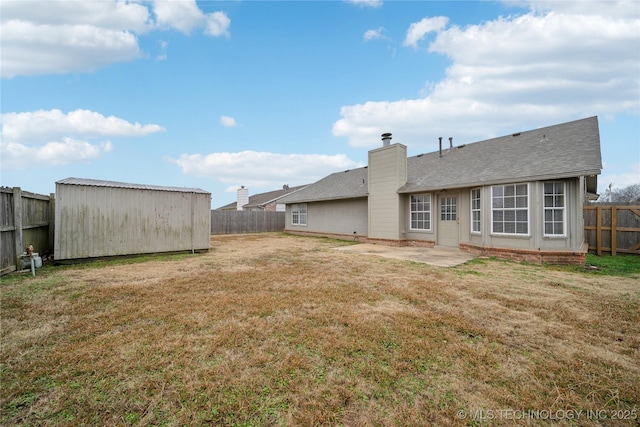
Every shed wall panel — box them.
[55,183,210,260]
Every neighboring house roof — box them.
[280,116,602,203]
[217,184,308,210]
[399,116,602,193]
[56,177,210,194]
[278,167,368,204]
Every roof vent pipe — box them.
[448,137,453,152]
[439,137,443,158]
[381,133,392,147]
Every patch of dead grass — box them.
[1,233,638,426]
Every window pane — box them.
[504,196,515,208]
[505,185,515,196]
[545,223,553,234]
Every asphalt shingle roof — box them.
[217,185,308,210]
[400,116,602,193]
[278,167,368,204]
[280,116,602,203]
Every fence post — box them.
[611,206,617,256]
[49,193,56,257]
[12,187,23,269]
[596,206,602,256]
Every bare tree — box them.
[611,183,640,203]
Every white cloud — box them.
[1,138,114,169]
[333,2,640,150]
[152,0,230,37]
[363,27,386,42]
[204,12,231,37]
[403,16,449,48]
[0,109,164,169]
[1,109,165,143]
[168,150,364,188]
[220,116,238,127]
[0,20,142,78]
[0,0,230,78]
[344,0,383,8]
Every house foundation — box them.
[459,242,588,265]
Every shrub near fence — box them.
[584,203,640,255]
[1,187,54,274]
[211,210,285,234]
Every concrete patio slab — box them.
[335,243,476,267]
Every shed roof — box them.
[56,177,210,194]
[278,167,368,204]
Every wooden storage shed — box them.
[54,178,211,261]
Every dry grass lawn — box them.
[1,233,639,426]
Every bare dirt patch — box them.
[2,233,639,426]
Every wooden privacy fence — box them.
[211,210,285,234]
[584,203,640,255]
[1,187,54,274]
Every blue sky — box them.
[1,0,638,208]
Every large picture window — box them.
[291,203,307,226]
[544,182,565,236]
[471,188,481,233]
[410,194,431,230]
[491,184,529,235]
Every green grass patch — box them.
[584,253,640,277]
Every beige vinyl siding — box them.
[55,182,211,260]
[285,198,368,235]
[368,144,407,240]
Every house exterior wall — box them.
[285,198,368,237]
[368,144,407,240]
[400,178,585,259]
[55,184,211,260]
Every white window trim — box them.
[409,193,432,232]
[291,203,307,226]
[543,181,567,238]
[470,188,481,234]
[490,183,530,236]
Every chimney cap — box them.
[381,132,392,138]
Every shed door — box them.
[438,195,459,247]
